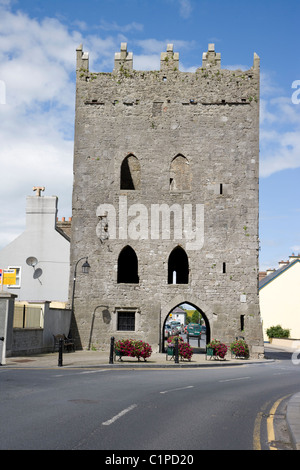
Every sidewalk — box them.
[3,348,272,369]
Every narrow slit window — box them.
[222,262,226,273]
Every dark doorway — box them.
[117,246,139,283]
[168,246,189,284]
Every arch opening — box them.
[168,246,189,284]
[120,154,141,190]
[170,154,192,191]
[162,302,211,353]
[117,246,139,283]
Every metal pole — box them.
[109,336,115,364]
[58,338,63,367]
[174,337,179,364]
[0,337,4,366]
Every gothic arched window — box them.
[120,154,141,190]
[168,246,189,284]
[117,246,139,283]
[170,154,191,191]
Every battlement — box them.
[76,42,260,75]
[202,43,221,69]
[76,44,89,71]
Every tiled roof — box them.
[259,259,300,290]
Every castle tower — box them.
[70,42,264,357]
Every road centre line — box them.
[219,376,251,383]
[160,385,194,394]
[102,404,137,426]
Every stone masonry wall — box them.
[70,43,264,357]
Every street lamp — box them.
[70,257,91,337]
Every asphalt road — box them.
[0,349,299,452]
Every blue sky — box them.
[0,0,299,270]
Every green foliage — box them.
[207,339,228,359]
[230,339,249,358]
[266,325,290,339]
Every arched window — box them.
[168,246,189,284]
[117,246,139,283]
[170,154,191,191]
[120,154,141,190]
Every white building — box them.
[0,188,70,302]
[259,255,300,341]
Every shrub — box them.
[230,339,249,358]
[266,325,290,339]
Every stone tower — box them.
[70,42,264,357]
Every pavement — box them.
[1,342,300,450]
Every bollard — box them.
[174,337,179,364]
[58,338,63,367]
[187,333,189,344]
[0,337,4,366]
[109,336,115,364]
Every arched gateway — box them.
[162,303,211,353]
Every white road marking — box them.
[102,404,138,426]
[160,385,194,394]
[219,376,251,383]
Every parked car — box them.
[186,323,202,337]
[164,324,172,338]
[170,321,181,333]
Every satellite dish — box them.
[33,268,43,279]
[26,256,38,267]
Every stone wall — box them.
[70,43,264,357]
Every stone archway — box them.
[162,301,211,352]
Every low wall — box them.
[12,329,44,356]
[269,338,300,349]
[10,303,72,357]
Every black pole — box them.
[109,336,115,364]
[0,337,4,366]
[174,337,179,364]
[58,338,63,367]
[187,333,189,344]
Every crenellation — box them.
[160,44,179,71]
[76,44,89,72]
[113,42,133,73]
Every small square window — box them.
[117,311,135,331]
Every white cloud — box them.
[259,72,300,178]
[178,0,192,19]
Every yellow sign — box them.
[3,269,16,285]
